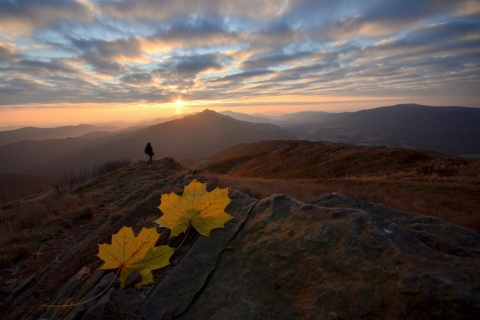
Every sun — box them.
[175,98,184,108]
[175,98,185,114]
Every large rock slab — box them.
[142,189,258,319]
[179,193,480,319]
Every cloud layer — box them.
[1,0,479,109]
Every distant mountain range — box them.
[0,124,121,147]
[223,104,480,157]
[0,104,479,178]
[294,103,480,157]
[0,109,294,176]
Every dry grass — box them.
[204,140,480,181]
[200,140,480,230]
[54,158,132,192]
[0,159,132,204]
[0,160,136,267]
[0,158,186,270]
[0,176,133,269]
[207,173,480,230]
[0,192,95,268]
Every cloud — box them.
[0,0,91,35]
[247,19,300,51]
[362,0,453,22]
[408,20,480,44]
[98,0,290,23]
[18,59,77,76]
[146,53,228,98]
[241,50,315,69]
[302,0,478,38]
[454,1,480,16]
[72,37,143,58]
[120,72,153,85]
[0,0,479,110]
[167,53,225,75]
[271,60,341,82]
[71,37,144,75]
[365,20,480,58]
[0,42,18,60]
[214,69,275,83]
[145,15,244,50]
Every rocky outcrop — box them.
[4,175,480,319]
[143,192,480,319]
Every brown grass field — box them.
[201,140,480,230]
[207,174,480,230]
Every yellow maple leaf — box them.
[130,245,175,287]
[97,226,173,287]
[156,179,233,237]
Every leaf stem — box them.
[41,268,120,309]
[174,223,191,252]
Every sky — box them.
[1,0,480,127]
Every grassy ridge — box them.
[202,140,480,230]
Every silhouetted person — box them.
[145,142,154,164]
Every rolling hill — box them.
[0,124,121,147]
[279,104,480,157]
[203,140,480,180]
[201,139,480,229]
[220,110,272,123]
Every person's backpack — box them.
[145,143,153,155]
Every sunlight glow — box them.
[175,99,185,108]
[175,98,185,115]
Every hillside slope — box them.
[281,104,480,156]
[204,140,480,180]
[202,140,480,228]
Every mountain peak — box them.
[187,108,228,120]
[200,108,218,114]
[391,103,429,108]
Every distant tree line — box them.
[54,158,132,192]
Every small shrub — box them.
[91,158,132,177]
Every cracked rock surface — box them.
[174,193,480,319]
[141,189,257,319]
